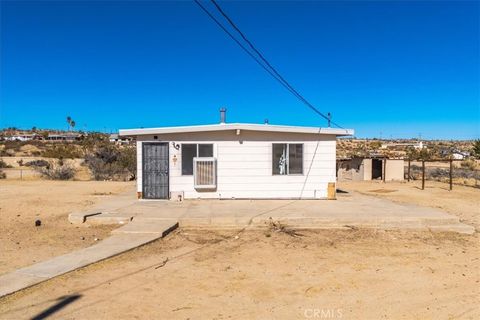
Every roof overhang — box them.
[119,123,354,137]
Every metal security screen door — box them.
[142,143,169,199]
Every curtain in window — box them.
[273,144,287,175]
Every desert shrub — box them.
[34,160,76,180]
[473,140,480,159]
[118,147,136,180]
[460,160,477,171]
[84,145,136,181]
[17,159,24,166]
[429,168,449,179]
[408,164,480,184]
[407,148,434,160]
[0,159,13,168]
[78,133,109,155]
[0,170,6,179]
[25,159,49,167]
[3,149,15,157]
[41,144,82,159]
[3,140,23,151]
[370,141,382,149]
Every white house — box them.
[452,151,469,160]
[119,110,353,200]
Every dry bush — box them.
[409,164,479,185]
[0,170,6,179]
[460,160,477,171]
[41,144,82,159]
[3,149,15,157]
[34,160,76,180]
[24,159,49,167]
[2,140,23,151]
[0,159,13,168]
[84,145,136,181]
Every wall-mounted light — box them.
[172,154,177,166]
[172,142,180,150]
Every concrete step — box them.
[86,212,134,225]
[426,224,475,235]
[68,211,102,224]
[178,215,474,235]
[112,218,178,237]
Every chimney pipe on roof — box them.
[220,107,227,124]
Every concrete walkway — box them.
[0,219,177,298]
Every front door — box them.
[142,143,169,199]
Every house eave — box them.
[119,123,354,137]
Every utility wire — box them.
[193,0,322,121]
[210,0,335,125]
[195,0,345,129]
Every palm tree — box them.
[70,121,76,131]
[66,116,72,131]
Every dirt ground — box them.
[0,180,133,275]
[0,180,479,319]
[1,157,93,180]
[338,180,480,230]
[0,229,478,320]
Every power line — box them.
[195,0,344,129]
[193,0,322,120]
[210,0,332,124]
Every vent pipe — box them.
[220,107,227,124]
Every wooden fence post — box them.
[449,159,453,191]
[383,158,387,183]
[407,159,411,182]
[421,160,425,190]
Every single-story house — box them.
[109,133,133,145]
[337,157,404,181]
[119,110,353,200]
[439,149,470,160]
[452,151,470,160]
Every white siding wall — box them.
[136,141,143,193]
[136,131,337,199]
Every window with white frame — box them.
[182,144,214,175]
[272,143,303,175]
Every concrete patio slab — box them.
[108,191,475,234]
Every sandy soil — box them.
[0,180,134,275]
[1,157,92,180]
[338,180,480,230]
[0,229,478,320]
[0,180,478,319]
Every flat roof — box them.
[119,123,354,137]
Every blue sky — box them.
[1,0,479,139]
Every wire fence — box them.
[406,160,480,189]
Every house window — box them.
[182,144,213,175]
[272,144,303,175]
